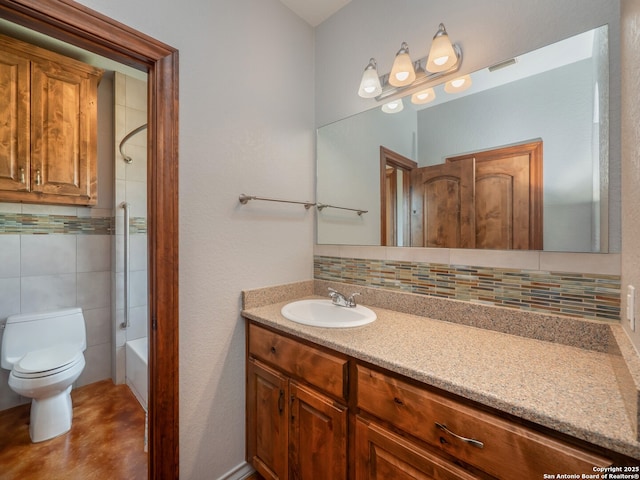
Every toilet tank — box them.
[1,308,86,370]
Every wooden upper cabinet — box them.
[0,33,103,206]
[0,49,30,193]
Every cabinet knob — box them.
[270,346,277,354]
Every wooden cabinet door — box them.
[247,359,289,480]
[30,59,98,204]
[355,417,481,480]
[448,141,543,250]
[289,382,347,480]
[0,49,30,193]
[410,158,475,248]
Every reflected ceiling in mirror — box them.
[317,26,610,253]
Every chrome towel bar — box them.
[238,194,367,215]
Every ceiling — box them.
[279,0,351,26]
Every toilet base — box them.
[29,385,73,443]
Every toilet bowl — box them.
[1,308,87,443]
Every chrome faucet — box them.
[328,287,360,308]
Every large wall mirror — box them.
[317,25,612,253]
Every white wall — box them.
[316,0,621,252]
[75,0,315,478]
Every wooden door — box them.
[448,141,543,250]
[380,147,417,246]
[247,360,289,480]
[355,417,481,480]
[289,382,347,480]
[30,59,99,204]
[0,49,30,193]
[410,158,475,248]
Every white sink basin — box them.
[281,299,377,328]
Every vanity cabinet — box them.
[0,33,103,206]
[356,365,613,480]
[246,320,627,480]
[246,323,348,480]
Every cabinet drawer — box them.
[357,365,612,480]
[249,323,347,400]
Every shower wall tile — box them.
[124,144,147,182]
[20,273,76,314]
[77,271,111,310]
[129,270,149,309]
[127,305,148,341]
[0,236,20,278]
[126,180,147,218]
[20,235,77,276]
[126,76,148,113]
[0,278,20,320]
[77,235,111,273]
[130,234,148,272]
[84,307,111,347]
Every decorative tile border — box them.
[0,213,147,235]
[314,255,621,321]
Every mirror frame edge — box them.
[0,1,180,478]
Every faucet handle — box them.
[347,292,361,307]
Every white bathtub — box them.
[125,337,148,410]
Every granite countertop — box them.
[243,296,640,460]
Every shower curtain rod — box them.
[119,124,148,164]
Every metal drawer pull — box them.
[435,422,484,449]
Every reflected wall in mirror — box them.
[317,26,610,253]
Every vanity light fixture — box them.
[358,58,383,98]
[389,42,416,87]
[357,23,462,102]
[444,74,472,93]
[426,23,458,72]
[382,98,404,114]
[411,87,436,105]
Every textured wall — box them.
[75,1,315,478]
[621,0,640,353]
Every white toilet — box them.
[1,308,87,443]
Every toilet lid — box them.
[13,344,83,376]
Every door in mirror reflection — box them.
[384,141,543,249]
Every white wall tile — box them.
[21,235,77,276]
[21,204,77,216]
[126,180,147,218]
[130,234,148,272]
[0,278,20,320]
[539,252,621,275]
[0,236,20,278]
[77,271,111,310]
[449,249,541,271]
[20,273,76,313]
[114,345,126,385]
[126,76,148,112]
[0,370,26,410]
[123,144,147,182]
[126,305,148,341]
[129,270,148,308]
[77,342,111,387]
[84,307,111,347]
[0,203,22,214]
[77,235,111,272]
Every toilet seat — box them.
[12,344,84,379]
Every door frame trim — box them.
[0,1,180,478]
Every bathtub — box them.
[125,337,148,410]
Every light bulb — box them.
[444,74,472,93]
[411,88,436,105]
[382,99,404,114]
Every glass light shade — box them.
[358,59,382,98]
[426,24,458,73]
[381,98,404,114]
[444,74,472,93]
[411,88,436,105]
[389,43,416,87]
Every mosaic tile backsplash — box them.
[0,213,147,235]
[314,255,621,321]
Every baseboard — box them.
[217,461,255,480]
